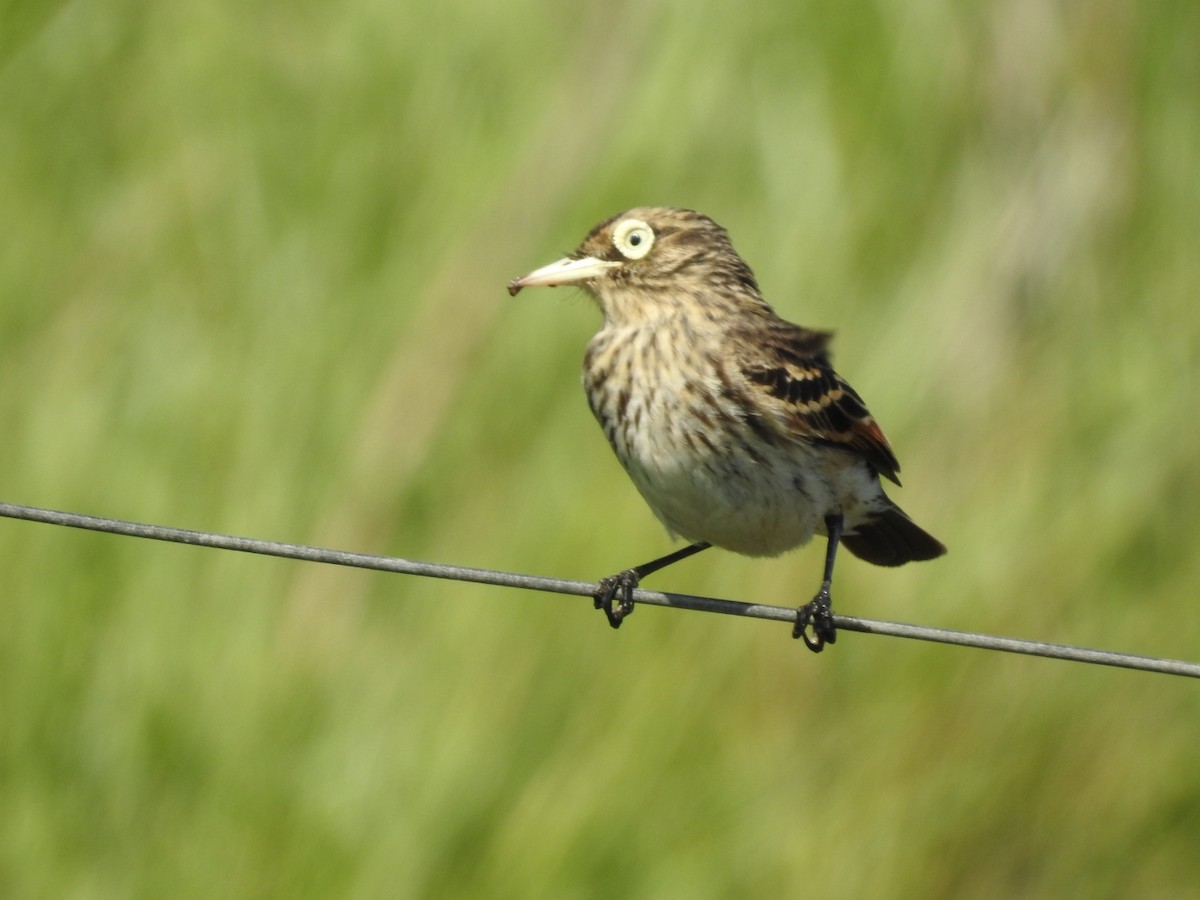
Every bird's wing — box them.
[733,322,902,484]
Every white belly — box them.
[622,422,882,556]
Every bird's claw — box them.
[793,588,837,653]
[593,570,639,629]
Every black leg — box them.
[594,542,711,629]
[793,513,843,652]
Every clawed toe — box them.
[793,588,837,653]
[589,544,711,631]
[593,570,639,628]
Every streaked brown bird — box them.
[508,207,945,651]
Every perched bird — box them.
[508,207,945,651]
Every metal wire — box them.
[2,500,1197,679]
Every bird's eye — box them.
[612,218,655,260]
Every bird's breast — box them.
[584,324,723,469]
[581,322,856,555]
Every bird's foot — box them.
[593,570,640,629]
[793,587,837,653]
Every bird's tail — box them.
[842,500,946,567]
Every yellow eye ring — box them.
[612,218,655,260]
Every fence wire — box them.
[2,501,1197,678]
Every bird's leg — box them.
[594,542,712,629]
[794,513,843,652]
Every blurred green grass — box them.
[3,0,1200,897]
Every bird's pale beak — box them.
[507,256,620,296]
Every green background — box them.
[3,1,1199,896]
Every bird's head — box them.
[508,207,769,325]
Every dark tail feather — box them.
[842,501,946,568]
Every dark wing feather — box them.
[735,321,902,484]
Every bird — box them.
[508,207,945,651]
